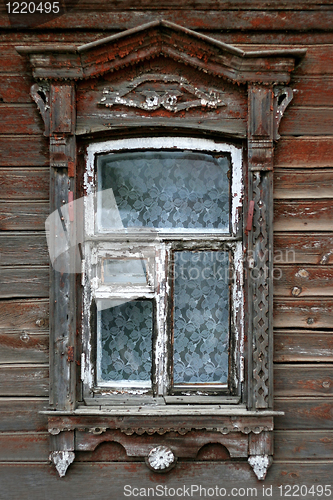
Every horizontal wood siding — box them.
[0,3,333,492]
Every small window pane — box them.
[102,259,148,285]
[173,251,229,385]
[98,151,230,230]
[97,300,153,387]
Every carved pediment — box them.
[16,20,305,84]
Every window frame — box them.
[16,20,305,477]
[81,137,244,405]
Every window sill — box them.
[42,407,283,417]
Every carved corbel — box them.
[248,455,273,481]
[50,451,75,478]
[273,86,293,140]
[49,429,75,477]
[30,82,50,136]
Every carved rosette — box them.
[146,446,177,473]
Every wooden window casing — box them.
[16,20,305,478]
[81,137,243,405]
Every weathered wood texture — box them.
[0,462,333,500]
[274,200,333,231]
[0,201,49,230]
[274,430,333,460]
[0,233,49,266]
[274,299,333,329]
[0,300,49,330]
[0,136,48,166]
[274,331,333,362]
[274,365,333,397]
[0,429,332,462]
[274,265,333,297]
[0,267,49,298]
[1,5,333,489]
[0,398,48,432]
[0,332,48,364]
[274,169,333,199]
[0,433,49,462]
[2,8,333,31]
[0,169,49,199]
[0,365,48,396]
[275,398,333,430]
[274,233,333,264]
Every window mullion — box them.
[154,243,170,397]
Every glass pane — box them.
[97,300,153,386]
[103,259,148,285]
[173,251,229,385]
[98,151,230,230]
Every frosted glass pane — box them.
[98,151,230,230]
[173,251,229,385]
[103,259,148,284]
[98,300,152,385]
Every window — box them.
[81,137,243,404]
[18,19,304,478]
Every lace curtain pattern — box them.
[99,300,153,384]
[98,151,230,230]
[173,251,230,384]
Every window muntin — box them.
[83,137,243,401]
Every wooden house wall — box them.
[0,1,332,497]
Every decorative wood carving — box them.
[17,20,305,478]
[146,446,177,473]
[273,86,293,140]
[248,455,272,481]
[50,451,75,478]
[98,74,226,113]
[30,82,50,136]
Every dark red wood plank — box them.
[274,233,333,265]
[1,10,333,32]
[0,136,48,166]
[0,168,49,200]
[274,169,333,199]
[274,365,333,397]
[0,202,49,230]
[0,105,43,135]
[0,299,49,330]
[274,265,333,297]
[274,299,333,329]
[0,398,48,432]
[0,76,33,103]
[274,331,333,362]
[0,332,48,364]
[274,398,333,429]
[275,137,333,167]
[0,233,49,266]
[274,200,333,232]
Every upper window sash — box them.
[84,137,243,239]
